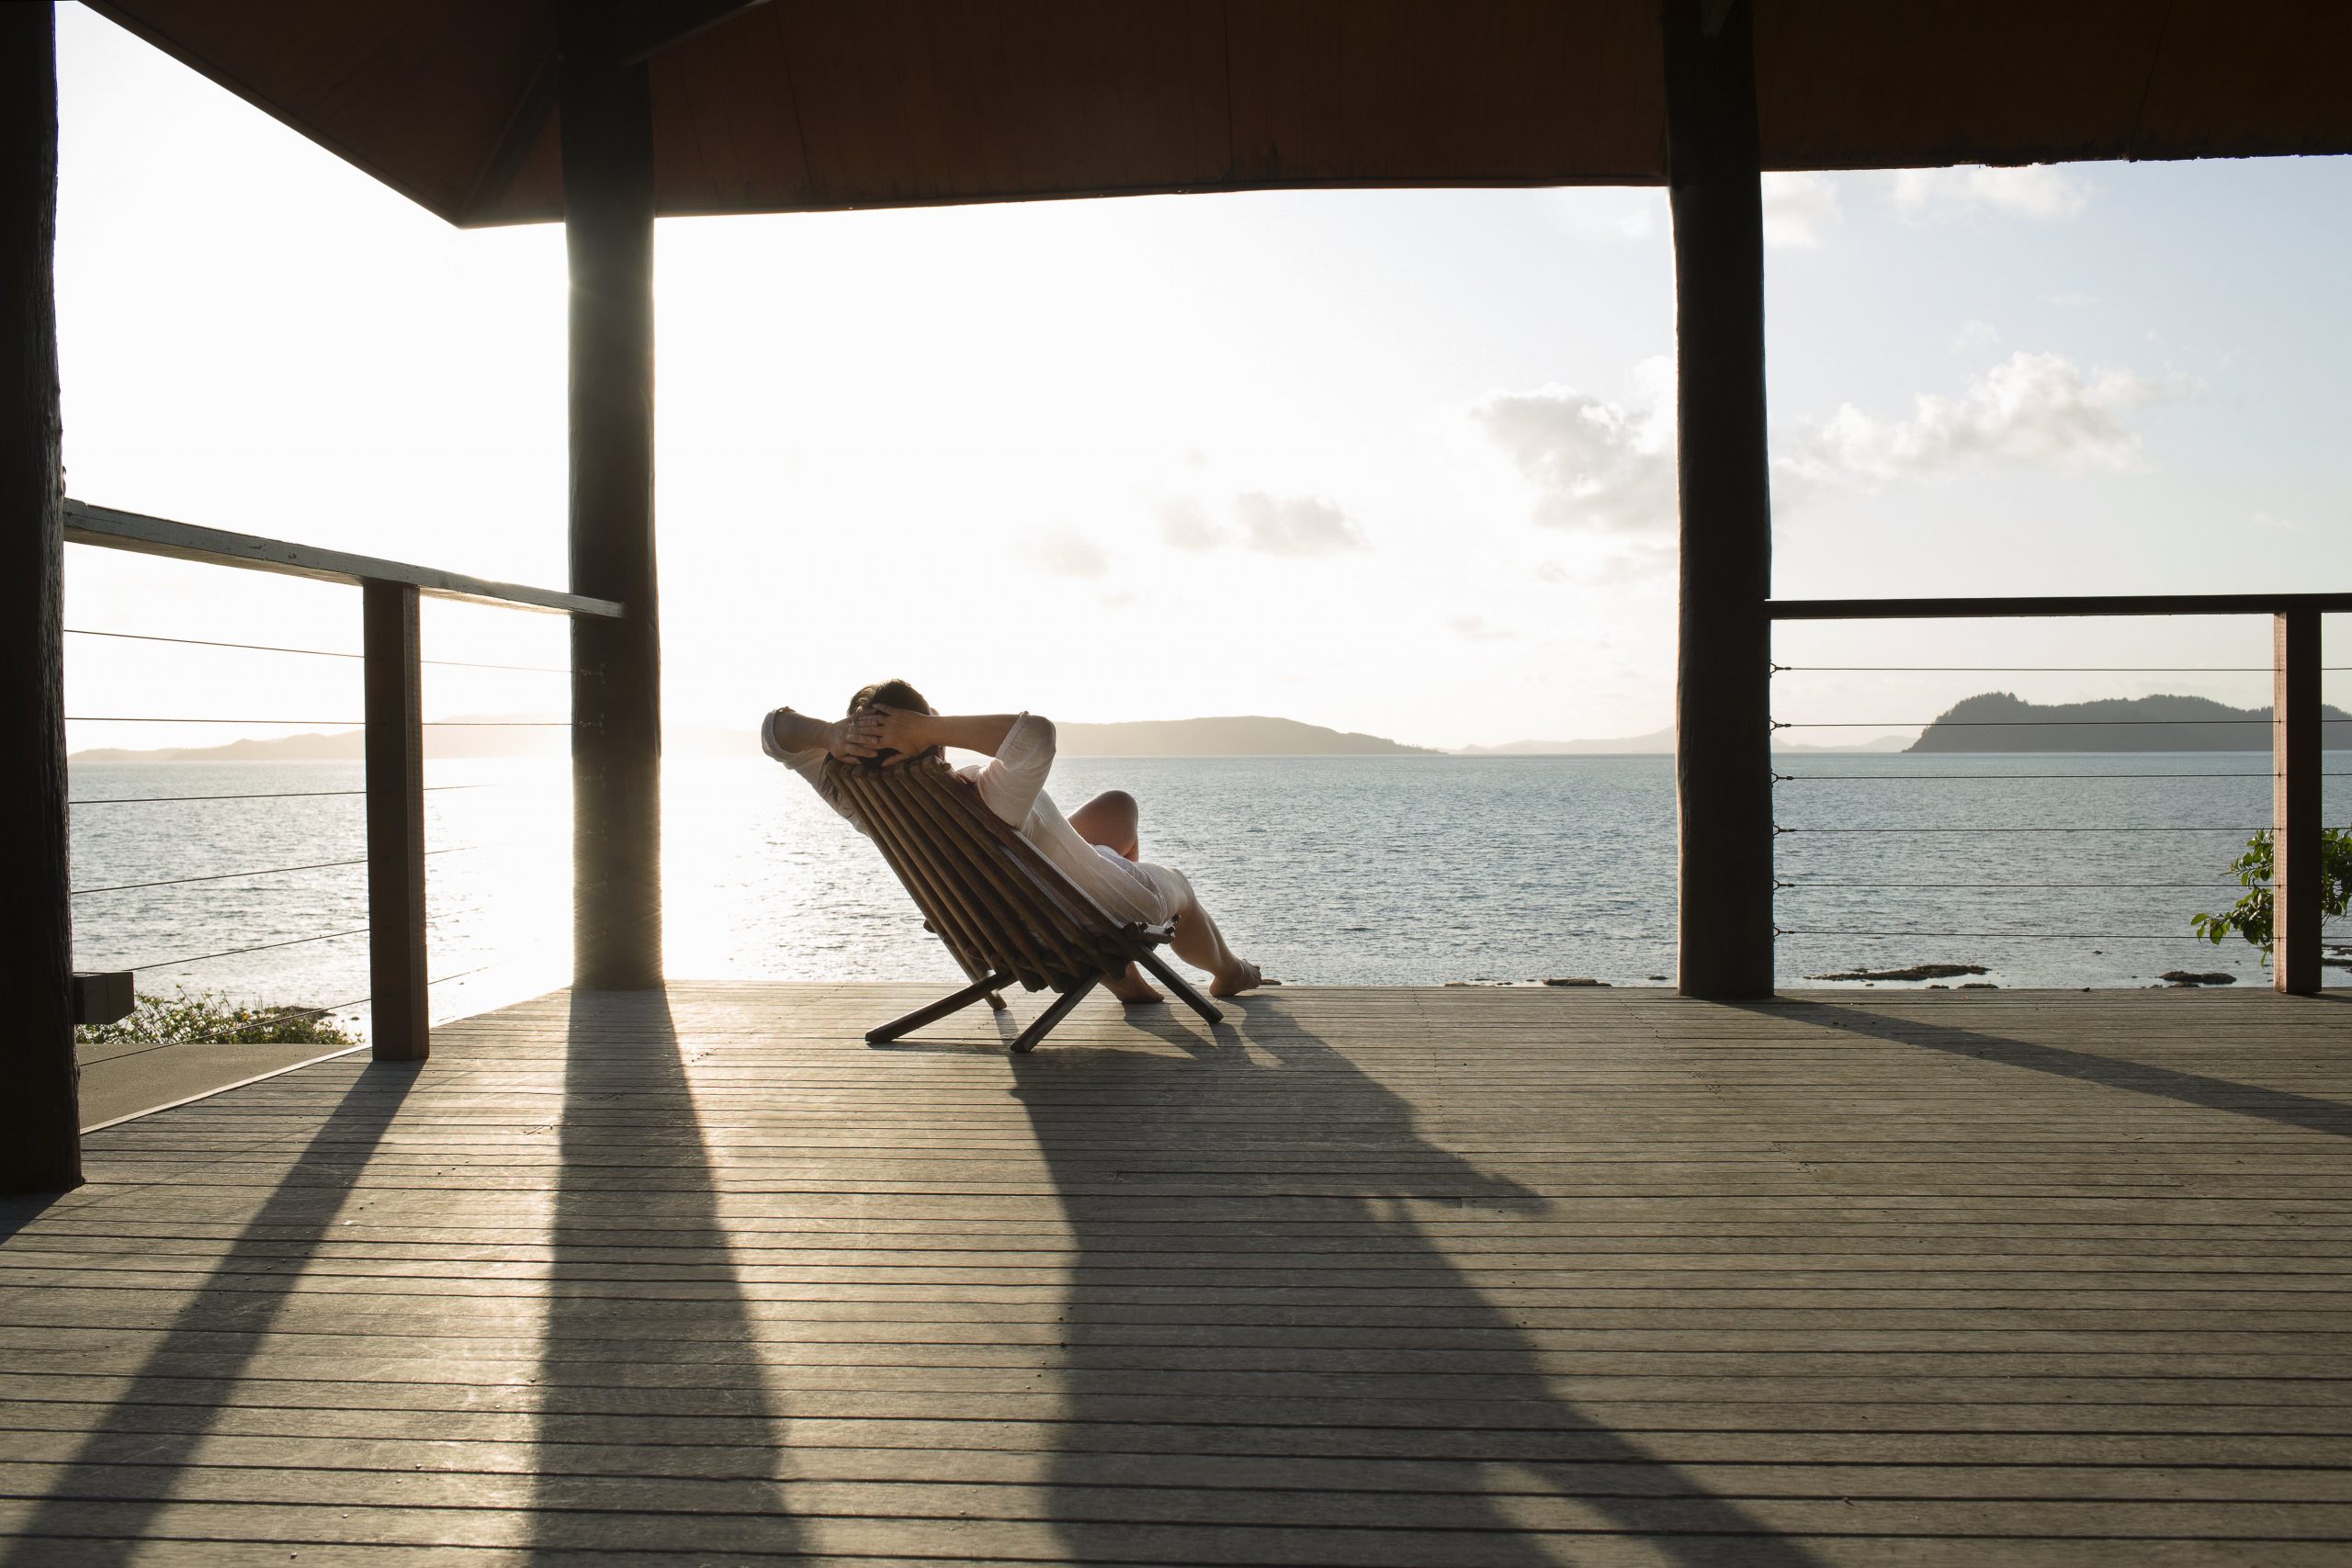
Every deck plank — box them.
[2,983,2347,1565]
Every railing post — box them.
[1665,0,1775,999]
[2272,608,2320,995]
[364,580,429,1057]
[0,0,81,1193]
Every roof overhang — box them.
[85,0,2352,228]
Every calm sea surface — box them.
[67,752,2346,1032]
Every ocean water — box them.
[66,751,2346,1032]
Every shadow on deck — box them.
[3,984,2348,1564]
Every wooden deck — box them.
[4,983,2349,1565]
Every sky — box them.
[51,4,2352,756]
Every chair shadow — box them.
[1005,994,1824,1567]
[1747,998,2352,1140]
[0,1059,421,1567]
[524,988,800,1559]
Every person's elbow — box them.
[1009,714,1057,768]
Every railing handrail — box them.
[62,497,619,1064]
[1770,592,2352,620]
[63,499,623,618]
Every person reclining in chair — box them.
[763,680,1266,1001]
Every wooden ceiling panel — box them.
[87,0,548,222]
[1756,1,2159,171]
[647,4,815,214]
[2132,0,2352,160]
[774,0,1229,206]
[81,1,2352,228]
[1228,0,1662,186]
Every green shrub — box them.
[2190,827,2352,963]
[76,988,359,1048]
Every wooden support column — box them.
[1664,0,1774,999]
[0,3,80,1194]
[364,581,430,1058]
[2272,609,2321,995]
[560,0,663,989]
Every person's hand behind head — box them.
[829,710,886,763]
[865,705,932,765]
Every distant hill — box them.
[1912,692,2352,752]
[1056,716,1435,756]
[1459,728,1914,756]
[73,713,1436,762]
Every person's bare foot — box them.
[1209,958,1265,998]
[1105,964,1163,1006]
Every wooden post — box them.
[0,3,80,1194]
[1664,0,1774,999]
[364,581,430,1057]
[560,0,663,989]
[2272,609,2320,995]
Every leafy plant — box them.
[76,988,358,1049]
[2190,827,2352,963]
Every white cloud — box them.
[1806,350,2189,482]
[1479,348,2188,545]
[1155,494,1225,551]
[1450,615,1513,642]
[1470,369,1677,537]
[1230,492,1370,557]
[1019,526,1109,578]
[1890,164,2092,222]
[1156,491,1370,558]
[1761,172,1840,249]
[2045,289,2099,309]
[1950,320,2002,355]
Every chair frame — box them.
[825,754,1223,1052]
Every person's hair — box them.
[846,678,931,716]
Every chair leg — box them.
[1012,975,1098,1054]
[1134,949,1223,1025]
[867,970,1015,1044]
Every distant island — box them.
[72,713,1438,762]
[1057,716,1435,756]
[1459,728,1913,756]
[1912,692,2352,752]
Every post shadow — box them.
[523,989,799,1558]
[1006,997,1824,1567]
[0,1060,421,1566]
[1746,999,2352,1141]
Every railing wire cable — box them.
[68,716,571,726]
[70,784,496,807]
[126,927,372,973]
[65,626,570,673]
[1772,662,2352,673]
[72,842,515,897]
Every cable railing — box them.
[62,499,619,1060]
[1765,595,2348,993]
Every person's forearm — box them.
[910,714,1023,758]
[766,705,840,756]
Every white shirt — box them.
[762,710,1175,927]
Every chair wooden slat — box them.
[906,765,1157,953]
[896,771,1114,972]
[839,766,1053,988]
[819,752,1223,1049]
[876,773,1074,984]
[831,768,1015,985]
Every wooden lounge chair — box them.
[823,753,1224,1052]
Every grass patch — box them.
[77,988,359,1049]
